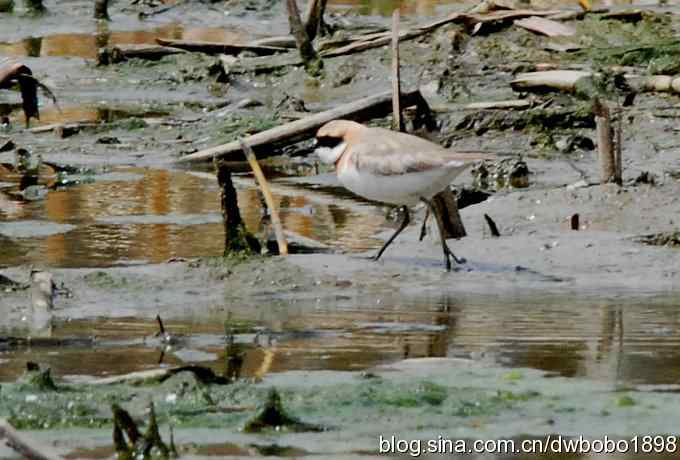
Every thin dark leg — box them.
[418,208,429,242]
[420,197,464,270]
[373,205,410,261]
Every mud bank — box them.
[3,0,680,457]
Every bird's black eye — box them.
[316,136,342,149]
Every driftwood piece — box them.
[514,16,576,37]
[0,418,64,460]
[155,38,287,56]
[241,140,288,256]
[594,99,618,184]
[177,89,430,163]
[463,99,532,110]
[249,36,297,49]
[510,70,592,93]
[28,122,97,134]
[321,28,424,58]
[286,0,323,76]
[97,44,186,65]
[391,9,402,132]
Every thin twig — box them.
[483,214,500,237]
[240,140,288,256]
[391,9,403,132]
[594,98,615,184]
[615,103,623,185]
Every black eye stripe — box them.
[316,136,342,149]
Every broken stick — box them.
[97,44,186,65]
[177,89,431,163]
[391,9,403,132]
[155,38,287,56]
[593,99,617,184]
[510,70,593,93]
[303,0,328,41]
[286,0,323,77]
[615,107,622,185]
[240,140,288,256]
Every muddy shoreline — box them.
[3,0,680,458]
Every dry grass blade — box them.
[240,139,289,256]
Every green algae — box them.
[4,359,680,458]
[574,13,677,73]
[214,114,278,146]
[616,395,636,407]
[0,370,541,432]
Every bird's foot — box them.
[443,246,465,270]
[371,253,384,262]
[452,254,466,265]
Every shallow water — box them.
[0,103,171,127]
[0,167,385,267]
[0,24,253,59]
[3,294,680,387]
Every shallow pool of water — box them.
[0,167,385,268]
[2,294,680,387]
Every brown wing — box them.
[349,127,492,176]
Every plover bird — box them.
[315,120,490,270]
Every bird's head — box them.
[314,120,363,164]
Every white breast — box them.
[337,162,470,206]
